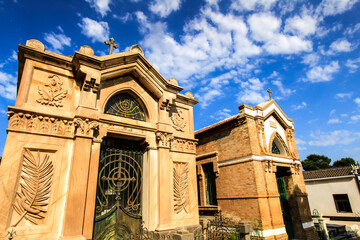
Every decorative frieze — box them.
[171,137,197,154]
[173,162,189,214]
[37,75,68,107]
[8,111,74,137]
[74,118,99,137]
[171,110,186,132]
[12,149,54,226]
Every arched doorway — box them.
[93,137,143,239]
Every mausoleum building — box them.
[195,99,318,240]
[0,40,199,239]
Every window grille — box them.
[104,93,146,121]
[272,141,281,154]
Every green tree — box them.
[302,154,332,170]
[332,157,356,167]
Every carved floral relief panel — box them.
[27,68,74,112]
[170,107,189,135]
[11,149,54,227]
[173,162,189,214]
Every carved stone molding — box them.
[256,119,266,153]
[291,163,301,175]
[171,110,187,132]
[171,137,197,154]
[156,131,172,148]
[8,111,74,137]
[74,118,99,137]
[173,162,189,214]
[234,116,247,126]
[12,149,54,226]
[37,75,68,107]
[265,160,274,173]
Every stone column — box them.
[83,140,102,239]
[155,131,173,231]
[61,118,98,239]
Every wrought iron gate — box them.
[93,138,143,239]
[276,176,295,239]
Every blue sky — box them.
[0,0,360,163]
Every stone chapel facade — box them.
[195,100,319,240]
[0,40,199,239]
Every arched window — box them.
[104,92,146,121]
[272,141,281,154]
[271,135,288,156]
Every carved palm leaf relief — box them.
[173,162,189,214]
[12,149,53,226]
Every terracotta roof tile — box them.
[303,166,354,180]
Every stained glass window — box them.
[104,93,146,121]
[272,141,281,154]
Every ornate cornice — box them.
[74,118,99,137]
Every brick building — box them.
[195,99,318,240]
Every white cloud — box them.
[291,101,307,110]
[318,0,359,16]
[302,53,320,67]
[113,13,132,23]
[210,108,233,121]
[304,61,340,82]
[149,0,182,18]
[230,0,277,11]
[309,130,360,146]
[355,98,360,107]
[295,138,307,145]
[135,8,260,90]
[85,0,112,17]
[284,14,317,37]
[78,17,110,43]
[335,92,353,99]
[0,71,17,100]
[350,115,360,122]
[345,23,360,35]
[328,39,352,53]
[237,78,268,105]
[272,79,295,98]
[328,118,341,124]
[248,12,312,54]
[346,57,360,73]
[44,32,71,51]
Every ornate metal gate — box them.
[93,138,143,239]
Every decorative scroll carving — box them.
[171,110,187,132]
[74,118,99,136]
[8,111,74,137]
[37,75,67,107]
[171,137,197,153]
[173,162,189,214]
[12,149,53,226]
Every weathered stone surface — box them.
[79,45,94,56]
[26,39,45,51]
[129,44,144,55]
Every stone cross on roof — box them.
[104,37,118,55]
[267,88,272,100]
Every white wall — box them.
[305,176,360,217]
